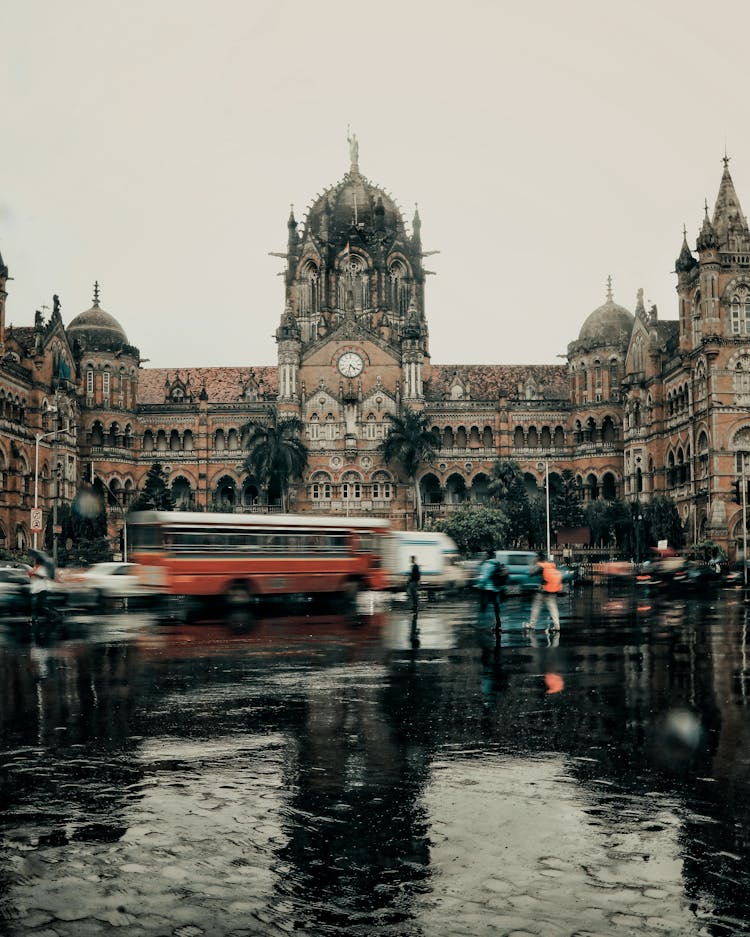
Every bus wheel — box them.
[226,580,253,609]
[336,579,360,611]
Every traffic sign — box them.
[30,508,43,532]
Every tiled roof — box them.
[427,364,569,400]
[6,326,36,355]
[138,363,569,404]
[138,366,279,404]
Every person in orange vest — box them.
[524,550,562,631]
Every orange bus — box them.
[127,511,392,610]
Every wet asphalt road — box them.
[1,584,750,936]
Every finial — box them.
[93,280,100,306]
[682,223,687,240]
[704,199,710,217]
[723,144,730,169]
[606,274,613,302]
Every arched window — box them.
[214,429,226,451]
[171,477,192,508]
[527,426,539,447]
[513,426,525,448]
[443,426,455,448]
[609,360,619,397]
[734,356,750,401]
[389,259,409,317]
[169,429,181,452]
[310,471,332,500]
[730,287,750,335]
[697,430,709,480]
[371,471,393,501]
[143,429,154,452]
[215,476,236,509]
[300,259,319,316]
[482,426,494,448]
[365,413,377,440]
[341,471,362,500]
[183,429,194,451]
[309,413,320,440]
[445,473,467,504]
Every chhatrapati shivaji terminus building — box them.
[1,142,749,557]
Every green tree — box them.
[241,406,308,512]
[488,458,533,546]
[436,505,510,555]
[585,500,613,548]
[643,495,685,551]
[379,406,441,529]
[130,462,176,512]
[550,469,584,530]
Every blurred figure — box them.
[524,550,562,632]
[406,555,420,618]
[476,549,506,632]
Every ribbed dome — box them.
[578,292,634,346]
[67,290,129,352]
[306,170,406,237]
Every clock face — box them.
[338,351,364,378]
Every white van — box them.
[384,531,468,593]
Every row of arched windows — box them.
[512,425,565,449]
[431,425,495,449]
[0,389,26,423]
[89,421,135,449]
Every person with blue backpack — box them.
[524,550,562,631]
[476,549,507,631]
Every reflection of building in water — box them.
[6,149,750,556]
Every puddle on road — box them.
[0,589,749,935]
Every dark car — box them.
[0,567,32,615]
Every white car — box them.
[79,562,155,608]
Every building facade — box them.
[1,145,749,557]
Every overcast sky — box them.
[3,0,749,369]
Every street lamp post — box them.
[743,457,748,590]
[538,459,551,559]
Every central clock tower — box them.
[273,135,430,517]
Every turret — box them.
[276,301,301,400]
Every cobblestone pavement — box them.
[0,585,749,936]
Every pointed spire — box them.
[287,205,298,254]
[0,248,7,278]
[635,287,645,316]
[712,152,749,249]
[697,201,719,252]
[92,281,100,307]
[676,225,698,273]
[412,203,422,249]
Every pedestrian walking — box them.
[406,555,421,616]
[524,550,562,631]
[476,549,507,631]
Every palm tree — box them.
[241,406,308,512]
[379,407,441,528]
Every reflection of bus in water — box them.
[127,511,391,608]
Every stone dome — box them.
[305,170,406,239]
[67,288,129,353]
[577,293,634,346]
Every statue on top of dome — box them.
[347,125,359,170]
